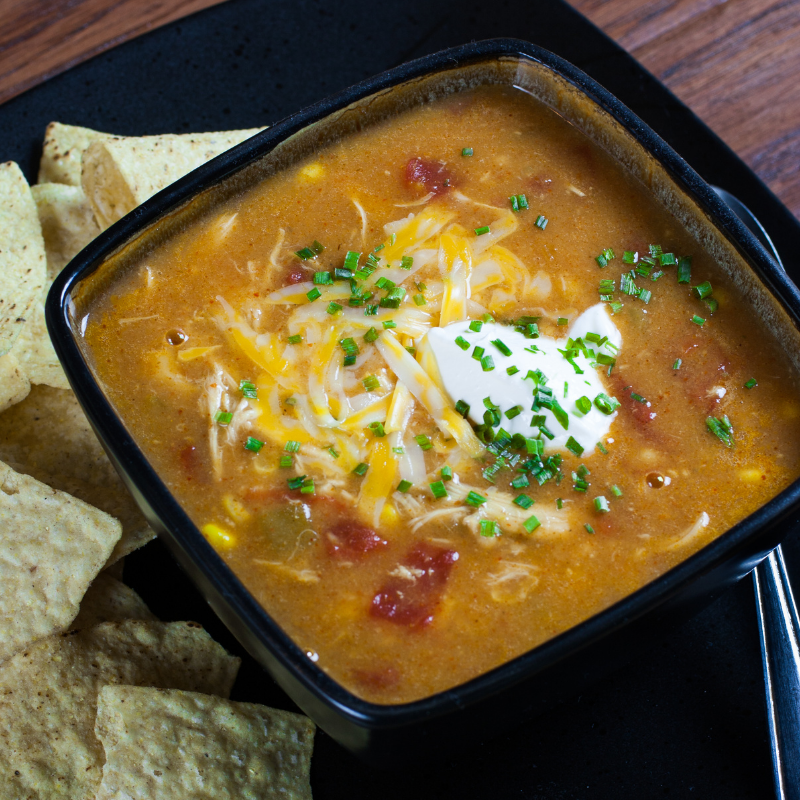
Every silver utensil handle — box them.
[754,548,800,800]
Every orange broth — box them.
[82,85,800,704]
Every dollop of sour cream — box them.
[423,304,622,457]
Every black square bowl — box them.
[46,39,800,766]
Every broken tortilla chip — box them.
[9,293,69,389]
[0,620,240,800]
[0,351,30,412]
[0,460,122,664]
[37,122,108,187]
[81,128,264,229]
[95,687,315,800]
[32,182,101,279]
[72,573,157,629]
[0,162,47,356]
[0,385,155,564]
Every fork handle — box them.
[754,546,800,800]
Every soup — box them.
[81,84,800,704]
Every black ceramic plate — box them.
[3,1,799,796]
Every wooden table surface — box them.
[0,0,797,222]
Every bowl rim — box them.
[46,37,800,730]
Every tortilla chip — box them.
[81,128,263,229]
[0,351,30,412]
[31,183,101,280]
[0,620,240,800]
[9,293,69,389]
[0,460,122,664]
[95,687,315,800]
[0,162,47,356]
[0,385,155,564]
[37,122,108,187]
[72,573,157,629]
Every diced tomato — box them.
[405,157,453,195]
[370,541,458,628]
[285,266,306,284]
[675,335,731,413]
[325,521,388,560]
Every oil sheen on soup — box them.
[83,85,800,704]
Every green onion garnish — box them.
[744,378,757,389]
[306,287,321,302]
[455,400,470,417]
[481,355,495,372]
[594,496,610,513]
[364,327,379,343]
[677,256,692,284]
[507,365,519,376]
[400,256,414,270]
[287,334,302,345]
[382,320,397,329]
[692,315,706,326]
[693,281,713,300]
[523,515,541,533]
[565,437,584,457]
[369,422,386,437]
[596,441,608,455]
[491,339,512,356]
[295,247,315,260]
[575,396,591,415]
[706,415,734,447]
[673,358,682,370]
[326,302,343,315]
[623,250,638,264]
[584,523,595,534]
[480,519,499,537]
[244,436,264,453]
[352,462,369,476]
[214,410,233,426]
[279,454,293,468]
[300,478,315,495]
[362,375,380,391]
[474,226,491,236]
[505,405,523,420]
[397,480,412,493]
[511,474,529,489]
[556,498,563,509]
[430,480,448,499]
[284,440,301,453]
[413,293,427,306]
[534,215,548,230]
[557,317,569,326]
[441,466,453,481]
[415,434,433,451]
[611,484,623,497]
[462,147,474,157]
[328,447,340,459]
[472,345,485,361]
[313,271,332,285]
[287,475,306,490]
[630,392,646,403]
[514,495,534,509]
[455,336,470,350]
[343,251,360,271]
[469,320,483,332]
[465,491,487,507]
[239,379,258,399]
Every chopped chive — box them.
[362,375,380,391]
[334,268,354,281]
[556,498,563,509]
[413,293,427,306]
[505,405,523,420]
[481,355,495,372]
[326,301,343,315]
[300,478,315,495]
[673,358,682,370]
[375,276,394,289]
[638,288,652,304]
[511,474,529,489]
[455,399,470,417]
[239,379,258,399]
[364,327,379,344]
[441,466,453,481]
[328,447,340,459]
[397,479,412,493]
[287,475,306,490]
[704,297,719,313]
[368,421,386,437]
[472,345,485,361]
[284,440,301,453]
[343,251,361,271]
[287,334,303,345]
[611,484,623,497]
[509,195,519,212]
[244,436,264,453]
[313,271,333,285]
[630,392,646,403]
[306,287,321,302]
[693,281,713,300]
[405,345,417,357]
[677,256,692,284]
[352,462,369,476]
[565,437,584,457]
[706,415,734,447]
[599,279,615,294]
[465,491,487,507]
[491,339,512,356]
[214,410,233,425]
[523,515,541,533]
[429,480,448,499]
[506,365,520,376]
[400,256,414,270]
[364,304,379,316]
[392,446,404,455]
[584,523,595,534]
[692,315,706,326]
[474,225,491,236]
[596,441,608,455]
[279,454,293,468]
[575,396,592,415]
[514,495,534,509]
[557,317,569,326]
[295,247,316,260]
[623,250,638,264]
[608,302,623,314]
[534,215,548,230]
[576,464,590,478]
[479,519,500,537]
[462,147,474,156]
[744,378,758,389]
[469,320,483,333]
[382,320,397,329]
[454,336,470,351]
[415,434,433,451]
[594,496,610,513]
